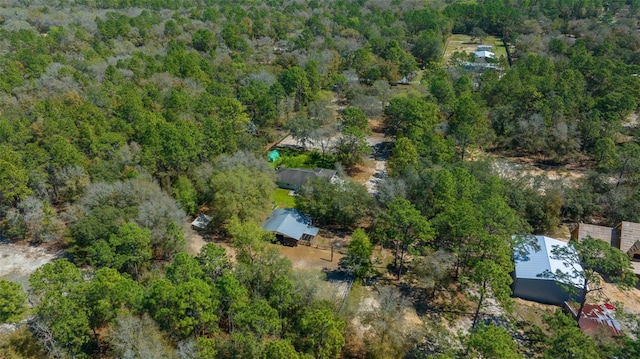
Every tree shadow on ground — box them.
[323,268,350,282]
[399,282,473,318]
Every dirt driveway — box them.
[277,244,343,271]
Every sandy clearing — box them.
[185,228,344,271]
[276,134,337,150]
[599,278,640,314]
[0,243,59,288]
[350,288,379,335]
[184,224,207,256]
[490,156,585,183]
[277,127,388,152]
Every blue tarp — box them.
[268,150,280,162]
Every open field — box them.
[443,34,507,62]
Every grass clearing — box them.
[272,188,296,208]
[443,34,507,63]
[272,148,336,169]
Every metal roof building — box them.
[276,168,337,191]
[262,209,319,246]
[473,50,495,59]
[565,302,622,337]
[191,214,212,230]
[512,235,585,305]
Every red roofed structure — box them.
[564,302,622,337]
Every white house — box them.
[473,50,495,59]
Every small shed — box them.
[512,235,585,306]
[191,214,212,230]
[476,45,493,51]
[262,209,319,246]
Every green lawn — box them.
[272,188,296,208]
[272,148,336,170]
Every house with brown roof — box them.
[571,221,640,257]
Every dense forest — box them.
[1,0,640,358]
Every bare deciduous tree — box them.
[363,286,419,358]
[108,313,178,359]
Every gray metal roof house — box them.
[276,168,337,191]
[512,235,585,306]
[262,208,319,246]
